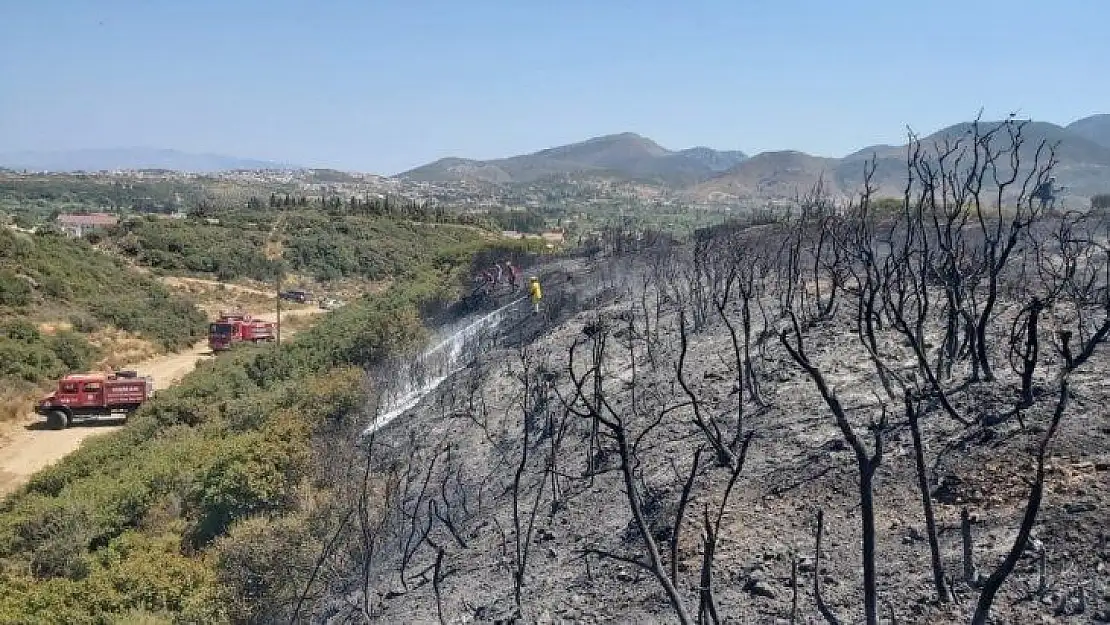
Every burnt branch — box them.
[781,310,885,625]
[972,379,1070,624]
[905,392,948,602]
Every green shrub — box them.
[4,320,39,342]
[185,423,308,547]
[0,269,32,307]
[214,514,316,623]
[0,322,99,382]
[68,313,102,333]
[0,494,93,580]
[103,211,494,284]
[50,331,97,371]
[0,531,227,624]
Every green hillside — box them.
[105,210,501,283]
[0,228,530,624]
[0,228,206,386]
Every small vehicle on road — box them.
[279,289,312,304]
[318,297,344,310]
[34,370,154,430]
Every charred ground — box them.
[296,120,1110,624]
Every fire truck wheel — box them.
[46,410,69,430]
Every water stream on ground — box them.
[364,298,524,434]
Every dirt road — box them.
[158,275,276,298]
[0,308,324,498]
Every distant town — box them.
[0,164,751,239]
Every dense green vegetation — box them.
[103,208,505,283]
[0,228,207,384]
[0,321,98,384]
[0,227,530,623]
[0,174,211,218]
[106,217,282,282]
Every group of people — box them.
[476,260,521,292]
[472,260,543,313]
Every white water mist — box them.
[365,298,523,434]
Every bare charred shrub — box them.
[971,381,1070,625]
[905,392,948,603]
[761,113,1107,624]
[508,345,568,617]
[959,205,1110,622]
[556,309,756,625]
[1033,210,1110,376]
[812,509,841,625]
[781,310,888,625]
[291,429,496,622]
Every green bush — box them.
[104,211,496,283]
[0,269,32,307]
[0,322,99,382]
[50,331,97,371]
[213,514,316,623]
[185,417,310,547]
[0,531,227,624]
[68,313,102,333]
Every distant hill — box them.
[399,115,1109,205]
[1066,114,1110,150]
[397,133,748,185]
[689,118,1110,204]
[690,151,840,201]
[672,147,750,173]
[0,148,296,173]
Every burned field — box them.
[304,119,1110,624]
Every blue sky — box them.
[1,0,1105,174]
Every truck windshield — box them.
[210,323,234,336]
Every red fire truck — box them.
[207,310,276,352]
[34,370,155,429]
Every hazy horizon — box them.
[3,0,1106,175]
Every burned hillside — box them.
[294,119,1110,624]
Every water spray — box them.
[364,297,525,435]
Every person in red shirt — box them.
[505,260,520,292]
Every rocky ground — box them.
[337,252,1110,625]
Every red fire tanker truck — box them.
[34,370,155,429]
[207,310,276,352]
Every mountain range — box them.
[0,148,295,173]
[5,115,1108,204]
[399,133,749,186]
[399,114,1110,203]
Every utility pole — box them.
[265,211,287,347]
[275,273,282,346]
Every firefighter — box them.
[472,269,493,298]
[505,260,519,292]
[528,276,542,314]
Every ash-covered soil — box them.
[333,251,1110,625]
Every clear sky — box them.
[1,0,1106,174]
